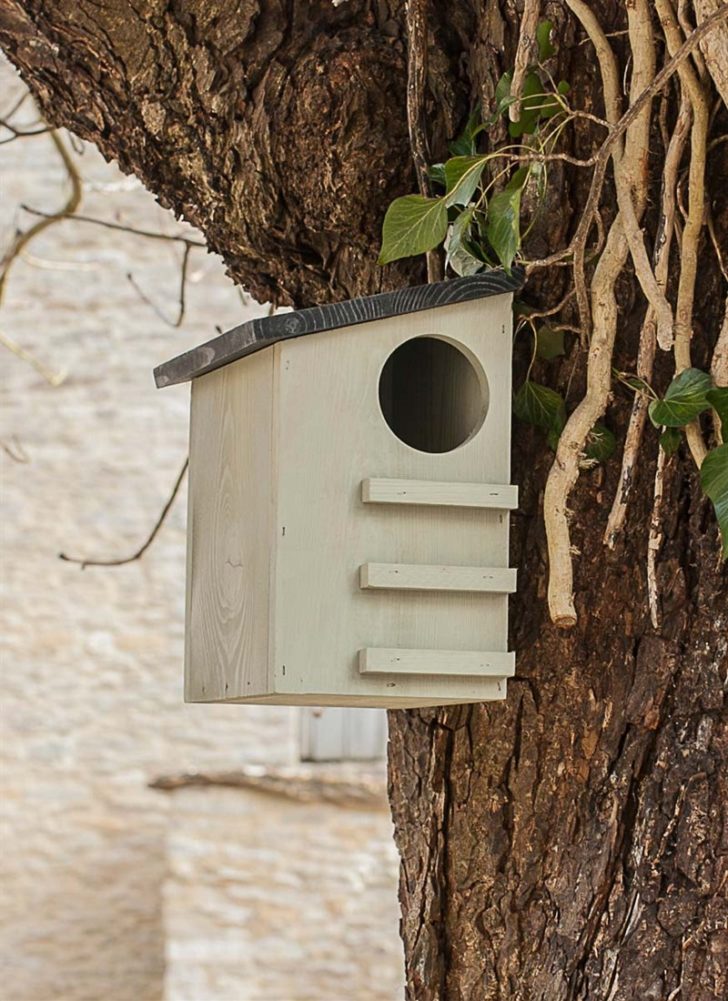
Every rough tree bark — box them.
[1,2,726,999]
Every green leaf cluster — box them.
[513,378,614,463]
[377,21,728,561]
[648,368,712,427]
[379,157,531,273]
[495,71,568,138]
[648,370,728,557]
[378,20,569,275]
[379,195,448,266]
[701,445,728,558]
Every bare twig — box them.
[59,458,189,569]
[711,298,728,444]
[0,131,82,310]
[605,93,691,548]
[404,0,442,283]
[712,297,728,386]
[542,1,727,622]
[525,2,728,276]
[126,242,192,328]
[647,443,668,630]
[20,207,206,248]
[707,205,728,281]
[490,148,597,167]
[0,119,52,145]
[677,0,708,79]
[1,89,31,121]
[657,0,711,468]
[517,287,576,325]
[544,0,655,626]
[0,328,67,386]
[510,0,541,123]
[565,1,672,349]
[0,436,29,463]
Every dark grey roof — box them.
[154,267,524,388]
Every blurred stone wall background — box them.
[0,58,402,1001]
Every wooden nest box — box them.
[155,270,523,708]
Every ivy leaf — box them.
[547,427,562,451]
[540,81,571,121]
[379,195,448,264]
[659,427,682,456]
[446,209,483,277]
[540,93,565,119]
[706,387,728,433]
[536,324,565,360]
[537,20,555,61]
[700,444,728,558]
[444,156,488,207]
[508,72,544,137]
[513,299,535,319]
[513,380,566,435]
[506,166,530,191]
[648,368,713,428]
[485,184,523,272]
[495,71,513,114]
[585,423,616,462]
[427,163,446,188]
[448,106,482,157]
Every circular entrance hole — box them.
[378,336,488,453]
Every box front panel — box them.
[273,294,515,705]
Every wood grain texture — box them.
[362,478,519,509]
[185,351,275,702]
[359,563,517,593]
[358,648,514,681]
[154,269,524,387]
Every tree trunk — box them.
[2,2,726,998]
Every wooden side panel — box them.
[185,352,274,701]
[359,563,517,593]
[271,293,515,706]
[362,478,518,509]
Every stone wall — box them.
[0,59,402,1001]
[157,769,402,1001]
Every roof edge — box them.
[154,266,525,388]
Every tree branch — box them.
[404,0,442,283]
[605,92,691,548]
[0,130,81,310]
[510,0,541,123]
[657,0,711,468]
[58,458,189,569]
[647,442,668,629]
[126,242,192,328]
[544,0,655,626]
[19,207,206,248]
[526,1,728,277]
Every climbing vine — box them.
[381,4,728,626]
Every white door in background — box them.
[300,708,388,762]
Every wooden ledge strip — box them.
[360,563,517,593]
[361,478,518,510]
[359,648,515,678]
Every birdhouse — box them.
[155,270,523,709]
